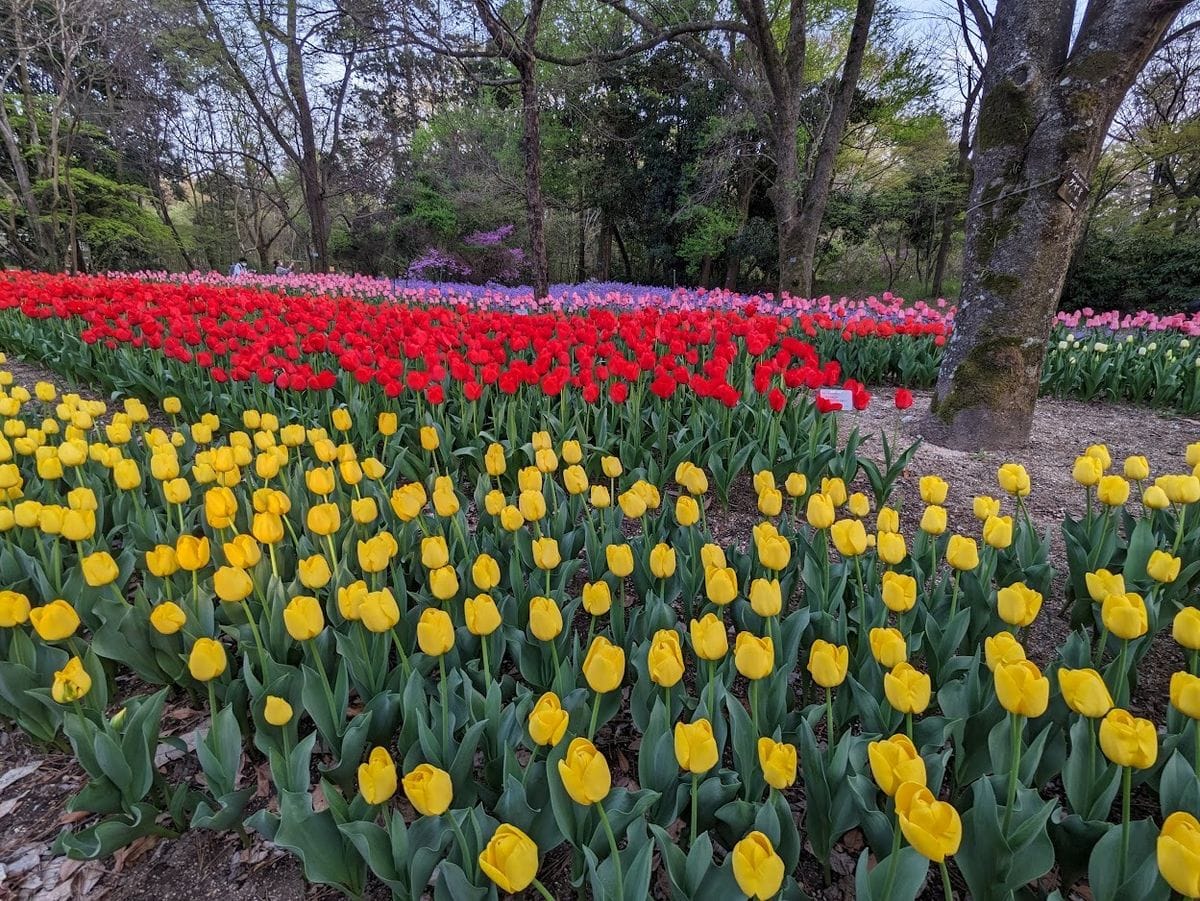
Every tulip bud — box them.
[558,737,611,805]
[478,824,539,895]
[402,763,453,816]
[807,639,849,688]
[1157,811,1200,898]
[731,831,785,901]
[1058,668,1113,718]
[674,718,718,773]
[997,582,1043,627]
[884,662,931,714]
[582,635,624,693]
[734,631,773,680]
[1098,708,1158,769]
[528,692,569,747]
[358,746,397,805]
[994,660,1049,717]
[868,733,926,796]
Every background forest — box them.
[2,0,1199,310]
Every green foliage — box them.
[1064,227,1200,312]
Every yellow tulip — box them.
[150,601,187,635]
[877,531,907,565]
[529,596,563,642]
[997,582,1043,627]
[649,543,676,579]
[518,489,546,522]
[528,692,569,747]
[896,781,961,862]
[757,487,782,517]
[648,629,685,687]
[402,764,453,817]
[882,571,917,613]
[307,502,341,536]
[1098,708,1158,769]
[753,523,791,570]
[484,442,506,476]
[1102,592,1148,640]
[81,550,119,587]
[188,637,227,682]
[945,534,978,571]
[305,467,335,496]
[1174,607,1200,650]
[358,746,397,805]
[1073,454,1102,487]
[499,505,524,531]
[602,456,624,479]
[869,627,907,668]
[731,831,785,901]
[994,660,1049,717]
[532,537,561,570]
[830,518,868,557]
[1158,811,1200,898]
[806,492,835,529]
[417,607,455,656]
[581,581,611,616]
[997,463,1031,497]
[1148,549,1181,584]
[973,495,1001,521]
[984,631,1027,671]
[674,718,718,773]
[284,595,324,641]
[749,578,782,618]
[919,505,947,536]
[868,734,926,796]
[1097,475,1130,506]
[432,484,460,518]
[757,737,797,790]
[734,631,773,680]
[690,613,728,660]
[0,590,31,627]
[558,737,611,805]
[919,475,948,505]
[429,565,459,601]
[478,824,539,894]
[295,554,331,590]
[419,426,439,452]
[1085,569,1125,603]
[704,565,738,606]
[807,640,849,688]
[1143,484,1171,509]
[676,461,709,495]
[29,599,80,641]
[1156,474,1200,504]
[589,485,611,509]
[464,593,502,636]
[582,635,625,693]
[359,588,401,632]
[884,662,931,714]
[390,482,427,521]
[562,464,589,495]
[1170,671,1200,719]
[983,514,1013,550]
[1058,668,1113,718]
[675,495,699,526]
[617,489,646,519]
[699,543,726,569]
[51,656,92,703]
[224,534,261,569]
[264,695,293,726]
[1123,455,1150,480]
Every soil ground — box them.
[0,354,1195,900]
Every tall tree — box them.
[194,0,358,271]
[600,0,877,296]
[926,0,1193,448]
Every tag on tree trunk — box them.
[1057,170,1089,210]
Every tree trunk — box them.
[575,193,586,281]
[613,224,631,280]
[926,0,1185,449]
[518,61,550,299]
[775,116,806,296]
[598,217,612,281]
[792,0,877,298]
[932,78,981,298]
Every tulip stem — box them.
[1003,712,1022,834]
[1175,504,1187,555]
[948,572,961,621]
[240,599,270,679]
[750,680,760,737]
[588,692,601,740]
[521,747,539,788]
[690,773,699,847]
[905,712,914,742]
[480,634,490,680]
[597,801,624,900]
[311,642,339,731]
[883,807,902,901]
[389,629,411,677]
[1192,648,1198,676]
[707,660,716,716]
[1115,639,1129,708]
[939,859,953,901]
[825,687,835,745]
[1119,765,1132,885]
[531,878,556,901]
[1093,622,1109,668]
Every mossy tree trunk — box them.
[926,0,1188,449]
